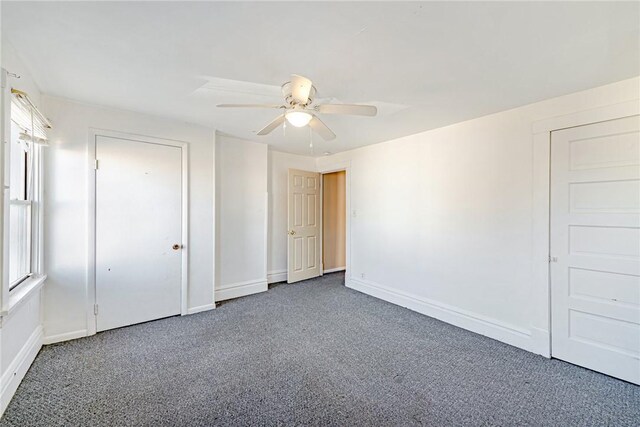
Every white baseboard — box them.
[0,325,43,416]
[346,277,534,352]
[43,329,88,345]
[215,278,268,301]
[267,269,287,284]
[187,303,215,315]
[323,267,346,274]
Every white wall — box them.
[42,96,215,341]
[267,150,316,283]
[1,41,41,107]
[215,134,268,300]
[0,39,45,416]
[317,76,640,356]
[0,292,42,414]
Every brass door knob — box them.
[288,230,296,235]
[172,244,181,250]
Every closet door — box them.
[550,116,640,384]
[95,135,182,331]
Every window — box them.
[8,120,33,288]
[7,90,48,291]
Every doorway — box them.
[286,165,350,284]
[322,171,346,274]
[89,130,188,333]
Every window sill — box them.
[1,274,47,319]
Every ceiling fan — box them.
[217,74,377,140]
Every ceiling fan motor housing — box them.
[281,81,317,106]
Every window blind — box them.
[10,89,51,141]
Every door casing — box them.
[86,129,189,337]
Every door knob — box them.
[288,230,296,235]
[172,244,181,250]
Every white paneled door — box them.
[288,169,321,283]
[95,135,183,332]
[550,115,640,384]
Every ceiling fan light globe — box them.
[285,111,313,127]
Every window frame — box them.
[1,75,46,305]
[7,131,44,294]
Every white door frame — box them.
[530,100,639,358]
[317,161,351,281]
[86,128,189,336]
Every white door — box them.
[95,135,183,332]
[288,169,321,283]
[550,115,640,384]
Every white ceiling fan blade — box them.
[217,104,284,109]
[309,116,336,141]
[257,114,286,135]
[290,74,313,105]
[316,104,377,116]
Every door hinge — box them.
[94,159,99,170]
[549,256,558,263]
[94,304,99,315]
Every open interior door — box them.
[287,169,321,283]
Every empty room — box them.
[0,1,638,425]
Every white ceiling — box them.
[2,1,638,156]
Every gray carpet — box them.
[1,273,638,426]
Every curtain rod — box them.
[11,88,52,129]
